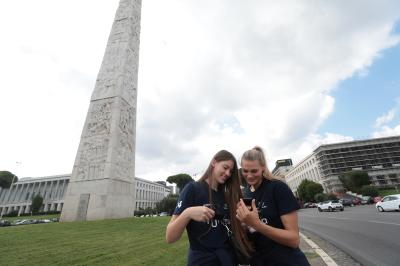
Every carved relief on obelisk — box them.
[61,0,141,221]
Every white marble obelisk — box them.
[61,0,141,221]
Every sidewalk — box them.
[299,232,336,266]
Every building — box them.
[0,175,171,217]
[271,159,294,179]
[286,135,400,194]
[285,154,321,195]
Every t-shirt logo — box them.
[177,201,182,208]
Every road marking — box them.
[300,214,400,226]
[300,232,338,266]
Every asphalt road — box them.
[298,205,400,266]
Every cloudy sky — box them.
[1,0,400,182]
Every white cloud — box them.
[375,109,396,128]
[1,0,400,180]
[372,99,400,138]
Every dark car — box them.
[0,220,11,227]
[361,196,374,205]
[352,198,361,205]
[339,198,353,207]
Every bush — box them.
[360,186,379,197]
[3,210,18,217]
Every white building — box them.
[285,135,400,194]
[285,154,322,195]
[0,174,171,217]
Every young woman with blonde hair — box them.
[166,150,252,265]
[236,146,309,266]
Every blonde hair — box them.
[241,146,277,181]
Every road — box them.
[298,205,400,266]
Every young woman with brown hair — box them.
[166,150,252,265]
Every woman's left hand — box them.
[236,199,260,228]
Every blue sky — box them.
[319,22,400,139]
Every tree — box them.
[326,193,337,200]
[31,194,43,214]
[339,171,371,193]
[297,179,312,202]
[305,182,324,201]
[156,194,179,215]
[0,171,18,188]
[360,185,379,197]
[314,193,327,203]
[166,173,194,192]
[297,179,323,202]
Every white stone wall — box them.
[0,174,169,216]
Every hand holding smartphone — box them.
[242,198,253,211]
[243,198,253,206]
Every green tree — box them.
[298,179,323,202]
[166,173,194,192]
[360,185,379,197]
[298,179,312,202]
[326,193,337,200]
[156,194,179,215]
[31,194,43,214]
[306,182,324,201]
[314,193,327,203]
[0,171,18,188]
[339,171,371,193]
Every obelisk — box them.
[61,0,141,221]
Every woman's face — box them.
[241,159,264,189]
[211,159,234,185]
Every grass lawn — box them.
[0,216,188,266]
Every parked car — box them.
[317,200,344,212]
[352,197,361,205]
[373,196,382,203]
[303,202,317,208]
[361,196,374,205]
[375,194,400,212]
[339,198,353,207]
[0,220,12,227]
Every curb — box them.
[300,232,338,266]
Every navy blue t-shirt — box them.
[174,181,230,251]
[243,178,300,251]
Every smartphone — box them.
[243,198,253,206]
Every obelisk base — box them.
[61,179,135,222]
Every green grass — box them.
[0,217,188,266]
[2,214,60,222]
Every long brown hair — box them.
[199,150,253,257]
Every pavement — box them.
[299,232,336,266]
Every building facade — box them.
[285,135,400,194]
[285,154,321,194]
[0,175,171,217]
[272,159,294,179]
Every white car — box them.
[375,194,400,212]
[317,200,344,212]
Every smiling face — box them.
[210,159,234,188]
[241,159,265,189]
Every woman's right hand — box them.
[184,206,215,222]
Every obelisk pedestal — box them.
[61,0,141,221]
